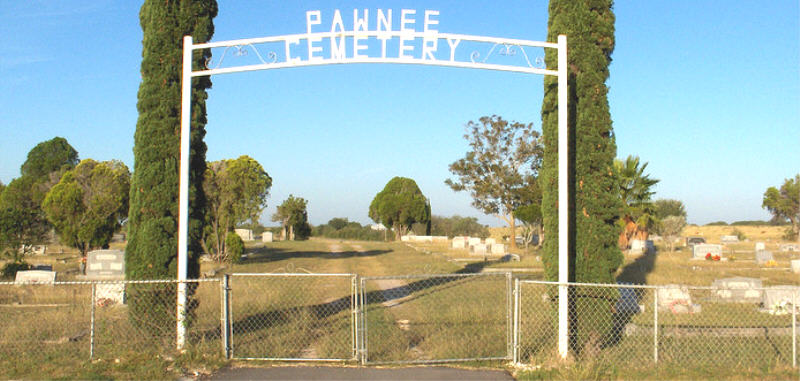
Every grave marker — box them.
[86,250,126,304]
[656,285,699,314]
[780,243,799,252]
[470,243,487,255]
[490,243,506,255]
[755,250,774,266]
[15,270,56,284]
[468,237,482,247]
[261,231,273,242]
[692,243,722,260]
[234,228,254,241]
[720,235,739,243]
[761,286,800,315]
[485,238,496,245]
[452,237,467,249]
[712,277,762,303]
[755,242,766,251]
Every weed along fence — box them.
[1,275,799,373]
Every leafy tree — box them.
[369,177,430,240]
[202,156,271,262]
[653,199,687,219]
[655,215,686,252]
[445,115,543,249]
[430,215,489,238]
[20,137,79,183]
[615,155,660,249]
[762,174,800,242]
[0,181,5,197]
[0,207,50,264]
[272,195,311,241]
[42,159,130,259]
[126,0,217,282]
[327,217,350,231]
[540,0,621,355]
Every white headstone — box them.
[490,243,506,255]
[755,242,766,251]
[791,260,800,274]
[234,228,254,241]
[400,235,411,242]
[692,244,723,260]
[761,286,800,315]
[629,239,646,254]
[485,238,497,245]
[755,250,774,266]
[712,277,762,303]
[657,285,698,314]
[452,237,467,249]
[468,237,482,247]
[470,243,488,255]
[780,244,799,252]
[261,231,274,242]
[95,283,126,306]
[15,270,56,284]
[720,235,739,243]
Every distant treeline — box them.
[704,220,790,226]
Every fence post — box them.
[360,277,367,365]
[351,275,358,361]
[513,278,520,364]
[221,274,231,359]
[90,282,96,359]
[653,287,658,364]
[793,289,797,368]
[506,272,513,359]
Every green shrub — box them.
[225,232,244,263]
[1,261,30,279]
[731,228,747,241]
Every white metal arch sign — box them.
[177,8,570,358]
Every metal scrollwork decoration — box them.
[205,43,278,70]
[470,43,545,70]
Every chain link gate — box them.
[226,273,358,361]
[359,272,513,364]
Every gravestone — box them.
[470,243,487,255]
[780,244,799,252]
[452,237,467,249]
[15,270,56,284]
[692,243,723,260]
[261,231,273,242]
[629,240,646,254]
[485,238,496,245]
[761,286,800,315]
[791,260,800,274]
[720,235,739,243]
[657,285,699,314]
[86,250,125,277]
[755,242,766,251]
[490,243,506,255]
[400,235,411,242]
[86,250,126,305]
[32,264,53,271]
[468,237,482,247]
[615,286,642,315]
[712,277,762,303]
[755,250,774,266]
[234,228,254,241]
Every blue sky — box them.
[1,1,798,226]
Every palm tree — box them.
[615,155,660,249]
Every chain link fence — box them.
[0,279,221,375]
[516,280,799,371]
[228,273,358,361]
[360,273,512,364]
[3,276,799,374]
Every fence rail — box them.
[1,275,798,374]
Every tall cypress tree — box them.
[127,0,217,282]
[540,0,622,353]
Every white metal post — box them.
[513,278,520,364]
[177,35,193,351]
[654,288,659,363]
[556,34,569,360]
